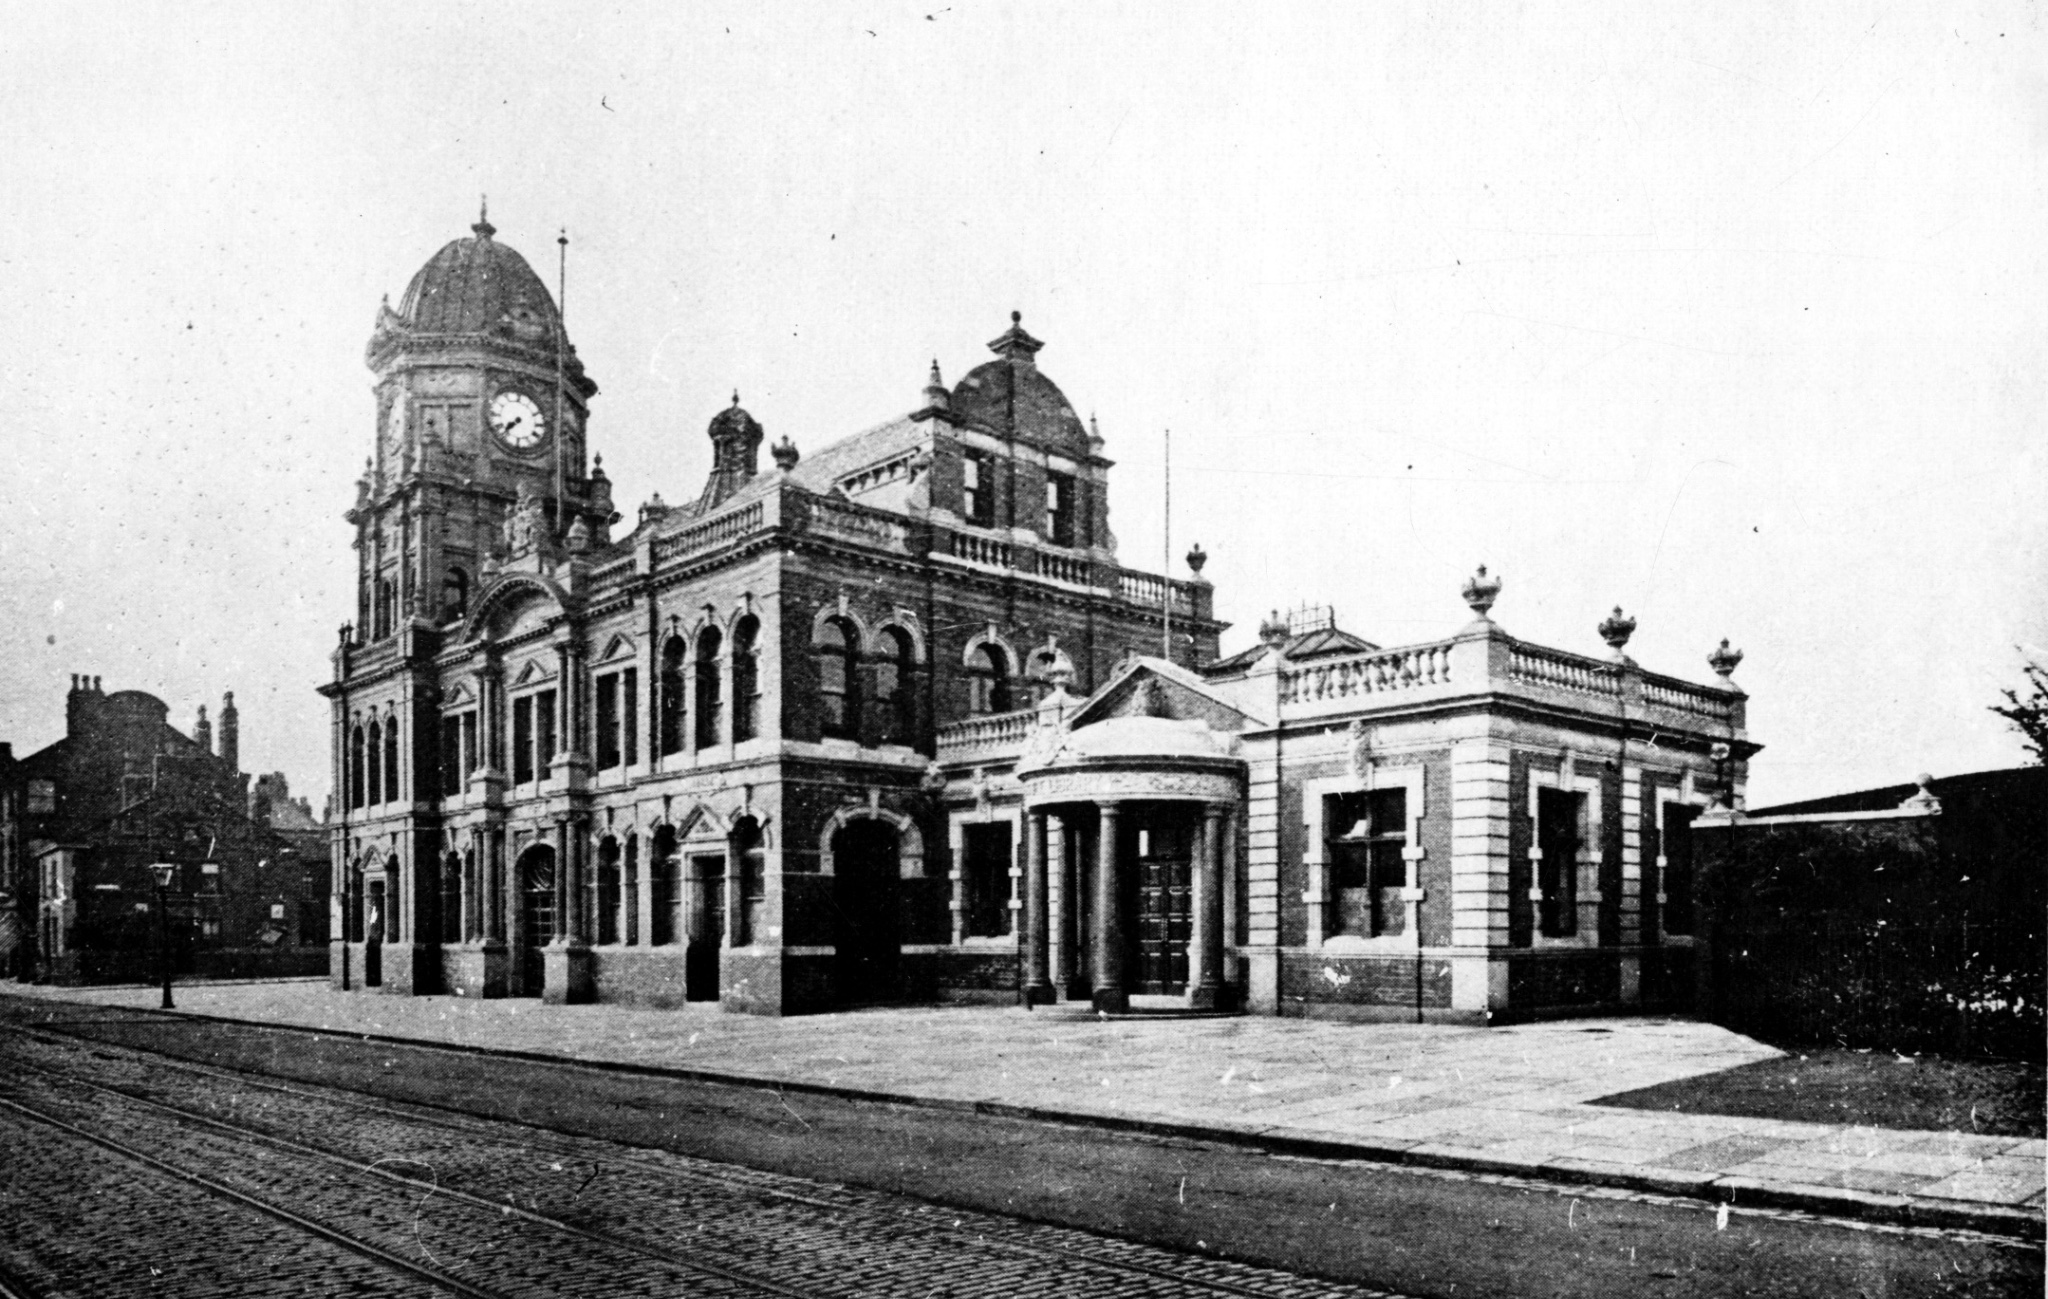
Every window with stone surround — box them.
[694,627,723,749]
[873,626,915,745]
[815,617,860,740]
[1537,787,1582,938]
[596,674,621,769]
[382,715,400,803]
[659,637,687,756]
[1328,788,1407,938]
[439,715,463,796]
[512,697,533,784]
[596,837,621,945]
[366,720,383,805]
[967,643,1012,715]
[348,727,365,809]
[439,852,461,943]
[732,617,760,743]
[734,820,766,947]
[1045,471,1076,546]
[963,451,994,526]
[649,839,679,946]
[961,822,1011,939]
[1661,801,1699,936]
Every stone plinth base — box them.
[442,943,510,999]
[542,942,593,1005]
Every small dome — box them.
[396,225,561,341]
[949,314,1090,450]
[709,395,763,441]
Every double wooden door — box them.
[1136,854,1191,994]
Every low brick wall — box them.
[1278,952,1453,1021]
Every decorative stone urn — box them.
[1598,606,1637,659]
[1461,565,1502,619]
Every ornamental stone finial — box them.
[1598,606,1637,657]
[1185,542,1207,576]
[770,435,800,472]
[1708,638,1745,682]
[1461,565,1502,619]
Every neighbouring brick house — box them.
[331,210,1754,1021]
[1,678,330,983]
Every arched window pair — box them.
[815,621,917,744]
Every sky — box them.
[0,1,2041,812]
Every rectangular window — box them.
[1537,787,1582,938]
[512,697,534,785]
[1661,801,1699,936]
[535,690,556,780]
[1046,471,1076,546]
[440,716,462,796]
[597,674,620,770]
[622,670,638,766]
[962,823,1012,939]
[27,781,54,814]
[1328,788,1408,937]
[461,713,479,774]
[962,452,994,526]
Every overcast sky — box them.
[1,1,2040,811]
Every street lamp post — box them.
[148,862,177,1009]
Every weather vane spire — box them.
[473,195,495,239]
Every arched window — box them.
[596,838,621,945]
[382,713,400,804]
[442,567,470,622]
[967,643,1012,715]
[815,617,859,740]
[731,616,761,743]
[348,725,366,809]
[439,852,461,944]
[694,626,723,749]
[623,834,640,945]
[873,627,916,745]
[658,637,686,757]
[365,720,383,806]
[374,577,396,639]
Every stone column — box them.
[1092,801,1126,1013]
[1188,803,1225,1009]
[554,818,578,942]
[1022,809,1054,1005]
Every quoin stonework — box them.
[328,212,1756,1020]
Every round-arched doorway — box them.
[515,843,556,996]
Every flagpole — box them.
[555,227,568,535]
[1162,427,1172,664]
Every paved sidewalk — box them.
[10,980,2042,1237]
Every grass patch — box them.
[1593,1048,2045,1137]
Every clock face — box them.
[489,391,546,450]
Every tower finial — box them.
[472,195,495,239]
[732,389,741,407]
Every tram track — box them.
[2,1024,1406,1299]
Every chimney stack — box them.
[219,690,240,774]
[194,704,213,754]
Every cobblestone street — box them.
[0,1018,1408,1298]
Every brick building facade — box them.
[331,212,1753,1022]
[326,213,1221,1012]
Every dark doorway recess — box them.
[833,820,901,1005]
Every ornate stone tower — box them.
[352,205,606,638]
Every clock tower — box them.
[353,205,607,637]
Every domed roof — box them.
[395,213,561,341]
[708,394,763,440]
[949,313,1091,451]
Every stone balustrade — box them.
[807,495,911,553]
[1279,641,1454,705]
[1506,642,1621,700]
[653,500,767,564]
[935,707,1037,759]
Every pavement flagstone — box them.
[6,978,2040,1237]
